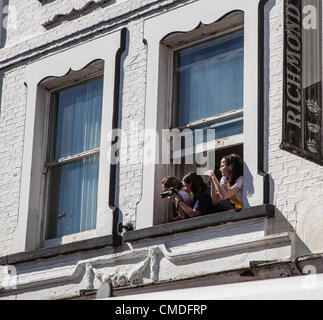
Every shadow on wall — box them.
[113,28,130,229]
[266,193,312,259]
[41,0,56,4]
[262,1,312,258]
[243,162,254,208]
[263,0,276,173]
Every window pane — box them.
[195,114,243,142]
[46,154,99,239]
[54,77,103,159]
[175,31,244,127]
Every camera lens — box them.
[160,190,172,198]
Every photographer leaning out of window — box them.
[174,171,233,218]
[161,176,194,221]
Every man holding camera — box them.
[161,176,193,221]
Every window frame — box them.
[166,13,246,222]
[137,0,264,229]
[12,30,123,254]
[42,74,104,246]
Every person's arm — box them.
[175,189,213,217]
[177,200,202,218]
[205,170,241,201]
[216,177,241,200]
[168,193,190,220]
[207,176,222,205]
[172,192,201,218]
[177,203,190,219]
[169,209,181,221]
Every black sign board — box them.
[281,0,323,165]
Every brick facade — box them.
[0,0,323,299]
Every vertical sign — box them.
[282,0,323,164]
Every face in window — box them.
[182,181,191,195]
[162,184,168,192]
[220,157,230,179]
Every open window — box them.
[137,0,263,229]
[160,14,245,222]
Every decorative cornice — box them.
[42,0,112,29]
[0,0,187,71]
[0,230,292,294]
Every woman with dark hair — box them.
[161,176,193,220]
[172,171,230,218]
[206,153,243,209]
[161,176,193,206]
[178,172,211,217]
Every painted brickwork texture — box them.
[0,0,195,256]
[267,0,323,254]
[0,0,322,258]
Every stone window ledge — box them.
[123,204,275,243]
[0,205,275,266]
[0,234,121,266]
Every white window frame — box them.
[137,0,264,228]
[12,30,123,254]
[42,72,104,247]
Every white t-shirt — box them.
[220,176,243,204]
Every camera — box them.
[160,187,177,199]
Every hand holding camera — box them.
[160,187,178,199]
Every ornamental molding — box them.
[0,0,182,70]
[0,232,291,295]
[42,0,112,29]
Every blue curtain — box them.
[49,78,103,239]
[55,78,103,159]
[175,31,244,127]
[56,155,99,237]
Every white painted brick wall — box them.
[0,0,191,255]
[0,0,323,258]
[267,0,323,254]
[0,67,26,255]
[117,19,147,226]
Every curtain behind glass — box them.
[175,31,244,127]
[57,155,99,237]
[55,78,103,159]
[47,78,103,239]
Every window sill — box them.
[0,205,275,265]
[123,204,275,243]
[0,234,122,266]
[43,229,97,248]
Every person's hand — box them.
[178,209,188,220]
[168,194,175,201]
[168,191,181,202]
[204,169,215,178]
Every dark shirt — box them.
[193,184,234,214]
[192,185,213,214]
